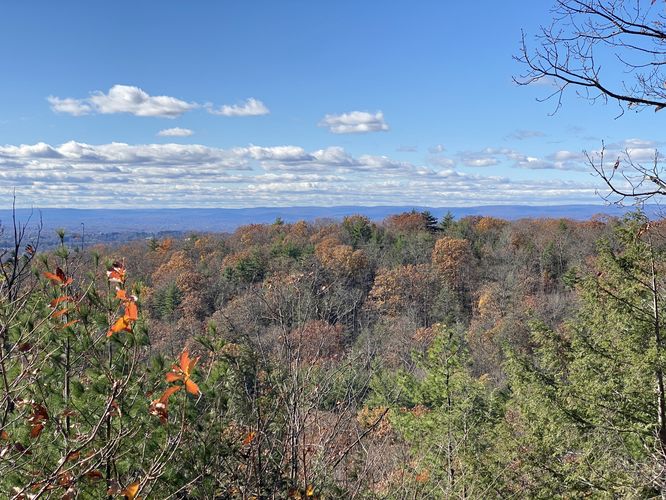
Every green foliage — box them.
[153,281,182,320]
[499,213,666,496]
[372,326,503,497]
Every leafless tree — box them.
[584,143,666,205]
[516,0,666,115]
[516,1,666,205]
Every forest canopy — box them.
[2,209,666,497]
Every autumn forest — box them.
[1,207,666,498]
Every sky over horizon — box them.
[0,1,663,208]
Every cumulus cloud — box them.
[157,127,194,137]
[207,98,270,117]
[49,85,198,118]
[319,111,389,134]
[49,85,270,120]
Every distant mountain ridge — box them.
[0,204,660,234]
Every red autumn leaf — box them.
[29,423,44,438]
[415,469,430,483]
[85,470,104,481]
[27,403,48,438]
[160,385,182,402]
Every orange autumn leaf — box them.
[124,301,138,321]
[49,295,73,308]
[121,482,140,500]
[52,307,72,319]
[44,267,73,286]
[165,350,201,396]
[415,469,430,483]
[60,319,80,329]
[184,378,200,396]
[242,431,256,446]
[108,316,132,337]
[108,280,139,338]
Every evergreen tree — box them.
[501,213,666,496]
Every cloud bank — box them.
[0,140,603,208]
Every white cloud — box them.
[0,140,606,208]
[47,97,93,116]
[208,98,269,117]
[157,127,194,137]
[428,156,456,168]
[49,85,198,118]
[48,86,270,120]
[319,111,389,134]
[459,148,508,167]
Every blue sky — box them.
[0,1,662,208]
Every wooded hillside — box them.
[2,209,665,498]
